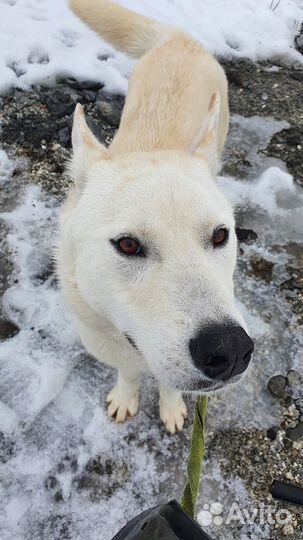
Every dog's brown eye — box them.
[117,237,142,256]
[212,227,229,247]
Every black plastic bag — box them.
[111,500,213,539]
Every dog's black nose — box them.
[189,323,254,381]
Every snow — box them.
[0,114,302,539]
[220,166,303,220]
[0,149,14,185]
[0,0,303,94]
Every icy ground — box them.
[0,110,302,539]
[0,0,303,93]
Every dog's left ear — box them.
[70,103,107,186]
[190,92,220,175]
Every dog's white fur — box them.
[56,0,247,433]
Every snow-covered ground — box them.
[0,0,303,94]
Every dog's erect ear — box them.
[70,103,107,186]
[190,92,221,175]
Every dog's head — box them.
[66,100,253,393]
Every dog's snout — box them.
[189,323,254,381]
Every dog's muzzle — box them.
[189,322,254,382]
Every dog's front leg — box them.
[73,315,143,423]
[106,369,141,423]
[159,385,188,434]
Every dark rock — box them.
[55,76,78,87]
[268,375,287,399]
[286,422,303,441]
[0,319,19,340]
[225,67,247,87]
[278,128,302,146]
[73,79,103,91]
[45,90,80,117]
[65,114,74,129]
[265,127,303,187]
[95,94,123,127]
[284,395,294,407]
[290,71,303,82]
[56,76,103,91]
[250,255,274,283]
[287,370,302,387]
[58,126,71,147]
[295,29,303,55]
[250,446,266,464]
[283,438,293,451]
[236,227,258,243]
[266,426,280,441]
[295,398,303,413]
[82,90,96,102]
[85,117,109,145]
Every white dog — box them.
[56,0,254,433]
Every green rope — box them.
[181,395,208,519]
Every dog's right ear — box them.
[70,103,107,186]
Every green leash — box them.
[181,395,208,518]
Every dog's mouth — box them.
[179,379,224,393]
[123,332,244,393]
[178,373,243,393]
[124,333,139,351]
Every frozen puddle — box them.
[0,115,302,540]
[224,114,289,179]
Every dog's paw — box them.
[159,396,187,434]
[106,384,139,423]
